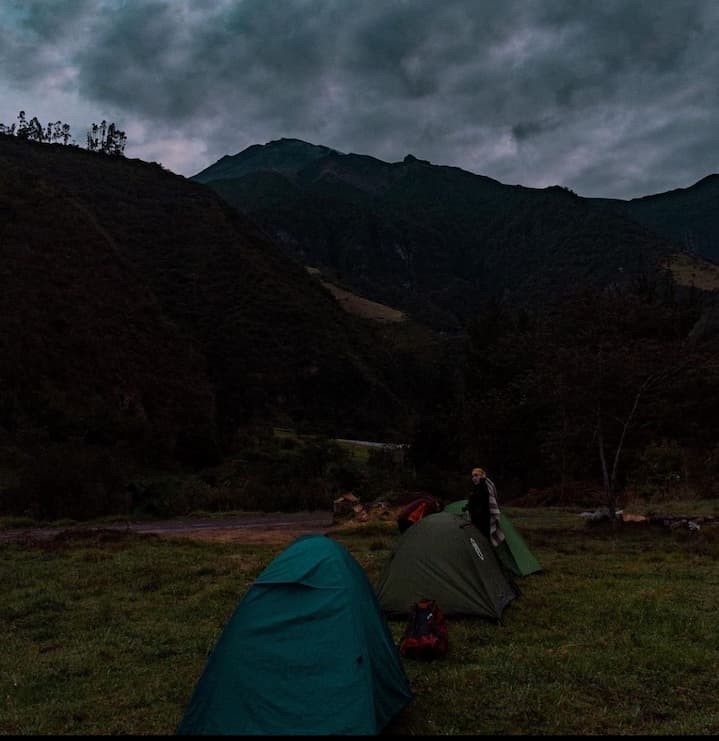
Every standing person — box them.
[465,467,505,546]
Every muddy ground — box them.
[0,511,340,547]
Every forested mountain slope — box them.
[592,174,719,263]
[195,139,683,330]
[0,136,418,478]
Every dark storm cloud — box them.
[0,0,93,84]
[1,0,718,198]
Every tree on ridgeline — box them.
[0,110,126,154]
[0,110,70,143]
[86,119,127,155]
[45,120,73,144]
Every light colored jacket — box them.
[486,477,505,547]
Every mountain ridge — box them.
[195,137,718,200]
[193,138,697,330]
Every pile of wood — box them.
[332,493,368,522]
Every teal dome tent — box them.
[177,535,413,735]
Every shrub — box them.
[15,443,131,520]
[629,439,685,500]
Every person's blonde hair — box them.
[471,467,485,476]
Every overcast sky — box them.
[1,0,718,199]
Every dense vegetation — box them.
[455,287,719,506]
[196,138,719,507]
[0,135,435,519]
[1,134,718,522]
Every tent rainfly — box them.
[375,511,519,620]
[443,500,543,577]
[177,535,413,736]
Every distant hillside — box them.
[0,135,418,475]
[193,139,685,330]
[0,146,217,467]
[592,175,719,263]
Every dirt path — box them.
[0,511,337,546]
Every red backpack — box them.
[399,599,449,660]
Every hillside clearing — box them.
[306,266,407,322]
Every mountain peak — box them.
[266,136,333,149]
[403,153,431,165]
[192,138,342,183]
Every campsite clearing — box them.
[2,503,718,735]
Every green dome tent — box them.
[177,535,413,736]
[375,512,519,620]
[444,500,542,577]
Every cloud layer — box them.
[1,0,717,198]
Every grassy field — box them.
[666,252,719,292]
[305,266,407,323]
[2,504,718,735]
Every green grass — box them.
[2,507,719,734]
[335,439,373,464]
[272,425,375,466]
